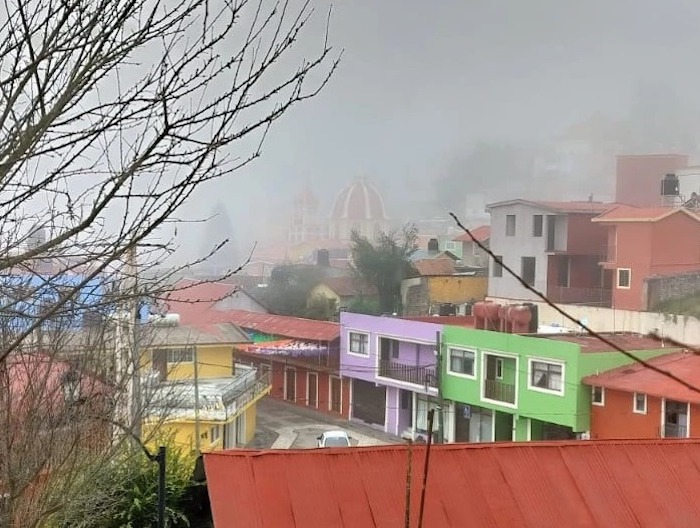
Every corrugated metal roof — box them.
[204,440,700,528]
[221,310,339,342]
[147,322,250,346]
[583,351,700,404]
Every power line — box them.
[449,211,700,396]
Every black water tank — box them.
[316,249,330,267]
[427,238,439,252]
[661,173,680,196]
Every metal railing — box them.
[379,360,436,388]
[546,286,612,307]
[483,379,515,404]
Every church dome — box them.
[331,179,388,221]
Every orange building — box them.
[594,206,700,311]
[584,352,700,439]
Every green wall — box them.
[441,326,681,436]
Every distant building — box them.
[329,179,389,241]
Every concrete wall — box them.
[491,297,700,346]
[427,276,487,304]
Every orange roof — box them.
[487,199,614,214]
[583,351,700,404]
[413,258,455,276]
[453,224,490,243]
[593,205,700,223]
[205,440,700,527]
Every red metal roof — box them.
[165,279,238,322]
[216,310,339,341]
[593,205,700,223]
[583,351,700,404]
[539,332,676,353]
[453,224,490,243]
[205,440,700,528]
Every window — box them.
[557,256,570,287]
[156,347,194,363]
[492,256,503,277]
[633,392,647,414]
[529,360,564,394]
[448,347,476,377]
[591,386,604,406]
[506,215,516,236]
[444,241,456,251]
[617,268,631,289]
[495,358,503,379]
[533,215,543,237]
[210,425,221,444]
[349,332,369,356]
[521,257,536,286]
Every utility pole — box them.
[435,330,445,444]
[193,344,201,455]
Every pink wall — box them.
[615,154,688,207]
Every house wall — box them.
[144,344,234,381]
[589,388,700,439]
[610,223,652,311]
[427,276,487,304]
[488,203,550,301]
[307,284,341,307]
[615,154,688,207]
[650,213,700,275]
[459,240,488,268]
[566,214,608,256]
[340,312,441,382]
[441,326,583,432]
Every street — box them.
[248,396,402,449]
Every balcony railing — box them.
[546,286,612,307]
[483,379,515,404]
[663,423,688,438]
[379,360,436,388]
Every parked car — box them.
[317,430,351,448]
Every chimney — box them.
[427,238,439,252]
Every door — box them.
[664,400,689,437]
[330,376,342,413]
[307,372,318,408]
[454,403,471,442]
[285,368,296,402]
[352,379,385,426]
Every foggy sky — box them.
[184,0,700,262]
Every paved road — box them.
[248,396,402,449]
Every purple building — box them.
[340,312,441,441]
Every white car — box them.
[317,430,351,448]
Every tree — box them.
[0,0,337,524]
[349,225,418,315]
[261,264,325,317]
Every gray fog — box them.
[183,0,700,263]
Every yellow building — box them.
[140,322,271,452]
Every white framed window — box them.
[444,241,456,251]
[348,331,369,356]
[617,268,631,289]
[448,347,476,378]
[591,386,605,406]
[159,347,194,363]
[633,392,647,414]
[533,214,543,237]
[528,359,564,395]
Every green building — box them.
[440,326,676,442]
